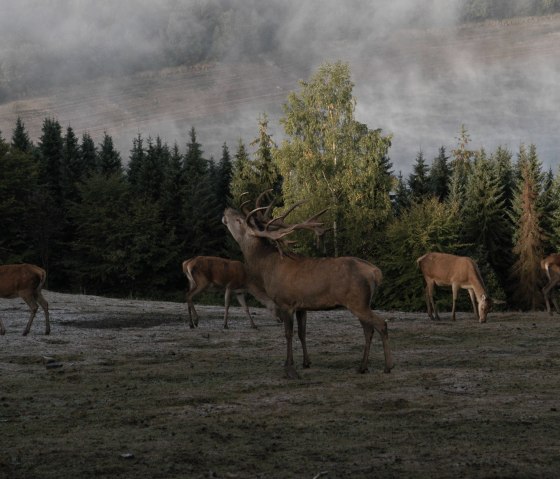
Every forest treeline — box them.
[0,62,557,311]
[2,0,560,102]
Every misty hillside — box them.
[1,2,559,172]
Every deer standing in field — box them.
[222,193,393,378]
[0,264,50,335]
[541,253,560,315]
[183,256,263,329]
[417,252,493,323]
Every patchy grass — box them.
[1,292,560,478]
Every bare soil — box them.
[1,291,560,478]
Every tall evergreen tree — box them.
[408,150,431,201]
[60,126,82,203]
[393,171,411,216]
[97,132,122,177]
[509,144,545,309]
[230,140,253,208]
[11,117,33,153]
[183,127,222,256]
[216,142,233,211]
[250,114,281,197]
[38,117,64,202]
[127,133,145,189]
[429,146,451,201]
[0,132,39,262]
[80,132,97,177]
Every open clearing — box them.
[1,291,559,478]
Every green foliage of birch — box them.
[275,61,392,257]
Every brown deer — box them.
[0,264,50,335]
[183,256,262,329]
[541,253,560,315]
[417,252,493,323]
[222,193,393,378]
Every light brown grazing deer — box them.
[0,263,50,336]
[183,256,259,329]
[222,193,393,379]
[417,252,493,323]
[541,253,560,315]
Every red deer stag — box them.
[222,193,393,378]
[0,264,50,335]
[541,253,560,315]
[183,256,260,329]
[417,252,493,323]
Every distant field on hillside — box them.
[1,14,559,169]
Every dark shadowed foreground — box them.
[1,292,559,478]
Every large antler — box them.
[243,193,328,251]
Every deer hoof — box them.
[284,366,300,379]
[223,324,229,330]
[384,366,392,374]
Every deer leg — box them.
[0,317,5,335]
[223,287,232,329]
[186,283,204,328]
[22,296,39,336]
[296,311,310,368]
[468,288,479,321]
[543,278,560,315]
[37,292,50,335]
[426,281,439,320]
[451,284,459,321]
[282,311,299,379]
[236,292,257,329]
[354,309,393,374]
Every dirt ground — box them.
[1,291,559,479]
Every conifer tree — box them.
[393,171,411,216]
[80,132,97,177]
[11,117,33,153]
[215,142,233,211]
[97,132,122,177]
[182,127,222,256]
[250,114,281,197]
[38,117,64,202]
[60,126,82,203]
[462,149,510,293]
[0,131,39,262]
[429,146,451,201]
[510,144,545,309]
[448,125,474,208]
[408,150,431,201]
[230,140,254,207]
[127,133,145,189]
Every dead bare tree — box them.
[0,264,50,335]
[417,252,493,323]
[540,253,560,315]
[222,192,393,378]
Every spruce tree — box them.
[408,150,431,201]
[393,171,411,216]
[230,140,254,207]
[182,127,222,256]
[430,146,451,201]
[0,132,39,262]
[38,117,64,203]
[510,144,545,309]
[250,114,281,197]
[216,142,233,211]
[11,117,33,153]
[127,133,145,189]
[80,132,97,177]
[98,132,122,177]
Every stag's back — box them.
[0,264,46,298]
[417,252,479,286]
